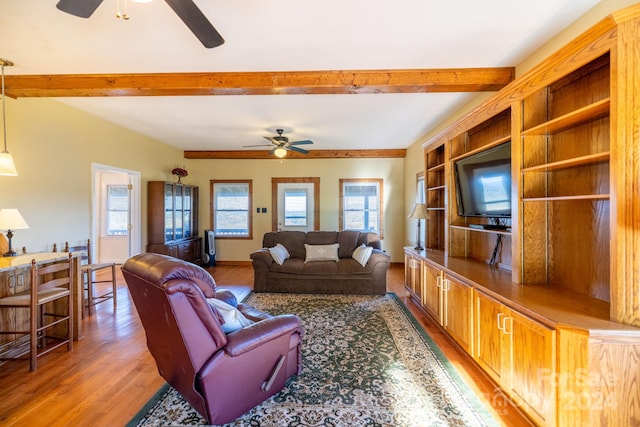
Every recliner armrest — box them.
[237,303,273,322]
[225,314,302,357]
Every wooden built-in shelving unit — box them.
[406,7,640,426]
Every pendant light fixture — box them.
[0,58,17,176]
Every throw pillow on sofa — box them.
[352,243,373,267]
[206,297,253,333]
[268,243,290,265]
[304,243,340,263]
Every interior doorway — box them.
[272,177,320,231]
[91,163,141,264]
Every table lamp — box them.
[407,203,429,251]
[0,209,29,257]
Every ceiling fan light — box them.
[274,147,287,158]
[131,0,154,3]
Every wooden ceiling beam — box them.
[4,68,515,98]
[184,149,407,159]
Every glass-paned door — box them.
[183,186,192,238]
[164,183,174,241]
[175,185,184,240]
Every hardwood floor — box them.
[0,263,532,427]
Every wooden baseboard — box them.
[208,260,252,267]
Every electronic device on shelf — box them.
[468,223,510,231]
[454,142,512,218]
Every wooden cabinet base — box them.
[147,237,202,264]
[404,247,640,426]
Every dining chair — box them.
[65,239,117,317]
[0,253,74,371]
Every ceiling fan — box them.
[55,0,224,48]
[245,129,314,158]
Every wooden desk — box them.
[0,252,82,356]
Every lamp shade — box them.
[0,152,17,176]
[0,209,29,230]
[407,203,429,220]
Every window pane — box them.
[107,211,128,235]
[213,182,251,238]
[417,176,425,204]
[344,211,364,230]
[284,188,307,227]
[107,185,129,236]
[215,211,249,236]
[341,180,382,235]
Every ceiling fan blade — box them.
[288,146,309,155]
[263,136,279,144]
[56,0,104,18]
[164,0,225,48]
[243,144,272,148]
[289,140,314,145]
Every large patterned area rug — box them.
[128,293,498,427]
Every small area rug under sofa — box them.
[250,230,390,294]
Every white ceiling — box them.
[0,0,600,152]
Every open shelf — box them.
[522,194,610,202]
[450,224,512,236]
[450,135,510,163]
[522,152,610,173]
[427,163,444,173]
[522,98,610,136]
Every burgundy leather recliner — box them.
[121,253,303,425]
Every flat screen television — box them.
[454,142,511,219]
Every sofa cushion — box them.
[337,258,373,275]
[264,231,307,260]
[269,258,305,274]
[304,243,339,263]
[268,243,290,265]
[305,231,338,245]
[302,260,338,275]
[352,244,373,267]
[337,230,360,258]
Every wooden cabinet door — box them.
[422,261,442,322]
[506,309,556,426]
[404,254,422,303]
[475,291,505,384]
[442,275,473,354]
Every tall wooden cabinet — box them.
[147,181,201,264]
[405,6,640,426]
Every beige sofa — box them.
[250,230,390,294]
